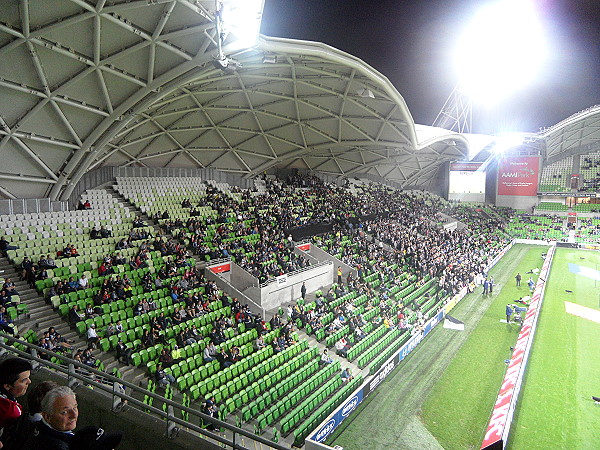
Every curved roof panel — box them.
[542,105,600,160]
[8,1,597,201]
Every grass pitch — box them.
[328,245,600,449]
[329,244,544,449]
[507,248,600,449]
[420,244,546,449]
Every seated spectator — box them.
[78,274,89,290]
[105,322,116,337]
[155,363,175,388]
[216,348,232,368]
[82,348,99,368]
[0,306,15,335]
[2,279,18,297]
[99,226,111,238]
[90,227,100,239]
[320,349,333,365]
[84,303,97,319]
[341,368,354,383]
[0,236,18,257]
[203,341,217,362]
[254,335,266,350]
[68,305,84,323]
[354,326,366,340]
[159,349,175,368]
[335,337,351,357]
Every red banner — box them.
[481,246,554,449]
[497,156,539,196]
[297,243,311,251]
[209,263,230,273]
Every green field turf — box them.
[508,248,600,450]
[419,244,546,449]
[328,244,546,449]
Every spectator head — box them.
[41,386,78,431]
[0,357,32,398]
[28,380,60,415]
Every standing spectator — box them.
[506,304,514,323]
[515,273,522,287]
[337,267,342,285]
[86,324,99,349]
[300,282,307,300]
[116,340,132,365]
[528,277,535,292]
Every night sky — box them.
[261,0,600,135]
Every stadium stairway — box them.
[269,286,368,380]
[0,256,85,363]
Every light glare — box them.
[455,0,547,104]
[493,133,524,153]
[221,0,264,50]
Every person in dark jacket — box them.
[27,386,78,450]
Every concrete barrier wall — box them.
[29,369,221,450]
[308,245,355,281]
[259,262,333,311]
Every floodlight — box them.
[454,0,547,105]
[219,0,264,50]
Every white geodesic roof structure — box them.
[0,0,473,201]
[542,105,600,160]
[1,1,597,203]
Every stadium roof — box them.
[542,105,600,162]
[0,1,597,202]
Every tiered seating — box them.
[2,195,133,268]
[114,177,212,219]
[505,214,567,240]
[116,176,312,283]
[1,176,537,447]
[539,157,572,192]
[536,202,568,211]
[575,218,600,243]
[573,203,600,213]
[305,231,448,376]
[579,153,600,192]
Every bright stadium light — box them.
[454,0,547,105]
[219,0,264,50]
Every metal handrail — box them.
[0,334,288,450]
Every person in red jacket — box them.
[0,357,32,447]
